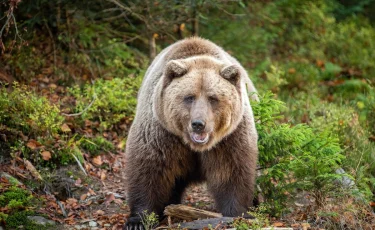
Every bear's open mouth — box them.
[190,132,209,144]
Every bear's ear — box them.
[165,60,188,80]
[220,65,240,85]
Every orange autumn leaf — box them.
[41,151,52,161]
[92,155,103,166]
[80,193,88,201]
[26,139,41,150]
[273,222,285,227]
[100,171,106,181]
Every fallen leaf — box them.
[80,194,88,201]
[26,139,41,150]
[273,222,285,227]
[66,198,78,205]
[88,188,96,196]
[105,193,115,206]
[61,123,71,132]
[95,210,105,216]
[100,171,106,181]
[291,223,301,228]
[24,159,43,180]
[41,151,52,161]
[92,155,103,166]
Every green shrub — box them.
[307,102,375,198]
[0,83,63,136]
[69,77,142,130]
[252,92,345,215]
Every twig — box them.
[106,0,145,22]
[56,200,67,217]
[70,152,88,176]
[62,94,97,117]
[0,12,11,38]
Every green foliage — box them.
[69,77,141,129]
[252,92,345,215]
[0,83,63,135]
[0,212,8,223]
[232,205,270,229]
[81,136,115,156]
[307,102,375,199]
[0,186,32,209]
[5,210,52,230]
[139,211,159,230]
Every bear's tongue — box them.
[192,133,209,144]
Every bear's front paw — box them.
[123,216,144,230]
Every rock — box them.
[88,221,97,227]
[0,172,23,185]
[27,216,56,226]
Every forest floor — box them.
[1,157,219,230]
[0,154,317,230]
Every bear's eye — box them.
[184,95,195,103]
[208,96,218,103]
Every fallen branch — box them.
[62,94,96,117]
[164,204,222,221]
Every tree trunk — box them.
[149,35,156,60]
[191,1,199,36]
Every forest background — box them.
[1,0,375,229]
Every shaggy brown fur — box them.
[124,37,258,228]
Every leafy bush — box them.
[252,92,345,215]
[306,102,375,199]
[0,82,63,135]
[69,77,142,130]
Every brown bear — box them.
[124,37,258,229]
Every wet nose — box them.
[191,120,205,133]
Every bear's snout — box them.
[191,119,205,133]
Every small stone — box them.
[88,221,98,227]
[27,216,56,226]
[104,224,111,227]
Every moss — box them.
[5,210,53,230]
[0,186,32,208]
[0,212,8,222]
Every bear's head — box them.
[153,56,245,152]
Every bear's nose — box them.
[191,120,205,133]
